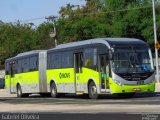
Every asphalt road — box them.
[0,90,160,114]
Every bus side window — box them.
[47,53,53,69]
[5,62,9,75]
[11,61,17,77]
[29,56,38,71]
[75,54,79,73]
[106,55,109,73]
[22,58,29,73]
[53,53,61,69]
[84,48,95,69]
[75,53,83,73]
[100,56,105,73]
[47,54,52,69]
[17,59,22,73]
[61,52,73,68]
[79,53,83,73]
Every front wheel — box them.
[50,82,58,98]
[88,81,99,99]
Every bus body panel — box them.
[16,71,40,93]
[5,71,39,93]
[47,66,155,95]
[109,77,155,93]
[47,67,103,94]
[47,68,75,93]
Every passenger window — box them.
[11,61,17,77]
[47,54,52,69]
[53,53,61,68]
[22,58,29,72]
[17,60,22,73]
[75,53,83,73]
[29,56,38,71]
[5,62,9,75]
[84,49,94,67]
[61,52,73,68]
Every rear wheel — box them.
[88,81,99,99]
[17,85,29,98]
[50,82,58,98]
[17,85,22,98]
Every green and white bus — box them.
[5,38,155,99]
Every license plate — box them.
[133,88,141,92]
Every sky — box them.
[0,0,86,26]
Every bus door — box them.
[99,54,109,92]
[74,53,83,93]
[9,62,16,93]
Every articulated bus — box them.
[5,38,155,99]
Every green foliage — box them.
[0,21,54,68]
[57,0,160,43]
[0,0,160,69]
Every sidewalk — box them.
[0,89,16,97]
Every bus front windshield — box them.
[112,46,154,73]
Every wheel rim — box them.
[91,86,97,96]
[51,86,55,95]
[17,87,21,96]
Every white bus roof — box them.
[48,38,147,51]
[6,50,46,61]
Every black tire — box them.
[17,85,29,98]
[88,81,99,99]
[17,85,23,98]
[50,82,58,98]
